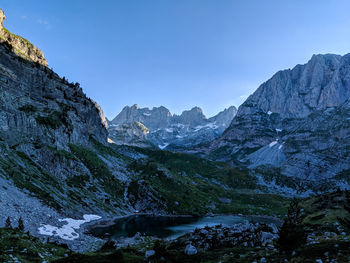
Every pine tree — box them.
[338,191,350,230]
[5,216,11,228]
[277,198,307,253]
[17,217,24,231]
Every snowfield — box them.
[38,214,101,240]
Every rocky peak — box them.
[132,104,140,109]
[0,9,5,27]
[209,106,237,127]
[237,53,349,118]
[0,9,48,66]
[175,107,206,126]
[110,105,172,129]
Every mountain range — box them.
[0,7,349,260]
[108,104,237,150]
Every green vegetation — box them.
[0,228,69,262]
[35,111,63,129]
[301,190,350,226]
[0,150,65,211]
[127,148,289,216]
[69,144,124,198]
[18,104,37,114]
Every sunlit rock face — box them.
[207,54,350,192]
[237,54,349,118]
[0,9,48,66]
[108,105,237,150]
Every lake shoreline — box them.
[83,212,283,240]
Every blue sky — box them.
[1,0,350,118]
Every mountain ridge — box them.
[207,52,350,193]
[108,105,237,149]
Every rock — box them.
[145,250,155,258]
[261,232,276,245]
[108,122,151,148]
[260,257,267,263]
[315,259,323,263]
[0,9,48,66]
[184,244,197,255]
[108,104,236,149]
[206,53,350,193]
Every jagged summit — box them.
[108,104,237,149]
[238,53,349,118]
[208,53,350,191]
[0,9,48,66]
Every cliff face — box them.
[0,40,108,148]
[0,9,48,66]
[111,104,172,130]
[0,9,117,247]
[238,54,349,118]
[208,54,350,193]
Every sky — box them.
[1,0,350,119]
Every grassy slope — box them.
[0,228,69,262]
[0,135,289,217]
[124,146,289,216]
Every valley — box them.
[0,6,349,263]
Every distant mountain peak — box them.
[109,104,237,149]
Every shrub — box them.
[18,104,37,113]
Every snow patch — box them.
[38,214,101,240]
[267,111,272,115]
[275,128,282,132]
[269,141,278,148]
[165,128,173,133]
[194,122,218,132]
[158,143,169,150]
[143,113,151,116]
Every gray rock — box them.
[108,105,236,149]
[207,53,350,194]
[0,9,48,66]
[184,244,197,255]
[145,250,156,258]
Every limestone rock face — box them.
[0,9,5,26]
[111,104,172,130]
[0,20,108,149]
[0,9,48,66]
[173,106,206,126]
[238,54,349,118]
[108,105,237,149]
[208,53,350,193]
[109,121,151,148]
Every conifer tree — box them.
[5,216,11,228]
[17,217,24,231]
[277,198,307,253]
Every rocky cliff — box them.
[0,9,48,66]
[208,54,350,193]
[109,105,237,149]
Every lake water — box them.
[88,214,280,240]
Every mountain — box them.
[208,54,350,193]
[108,105,237,149]
[0,9,272,251]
